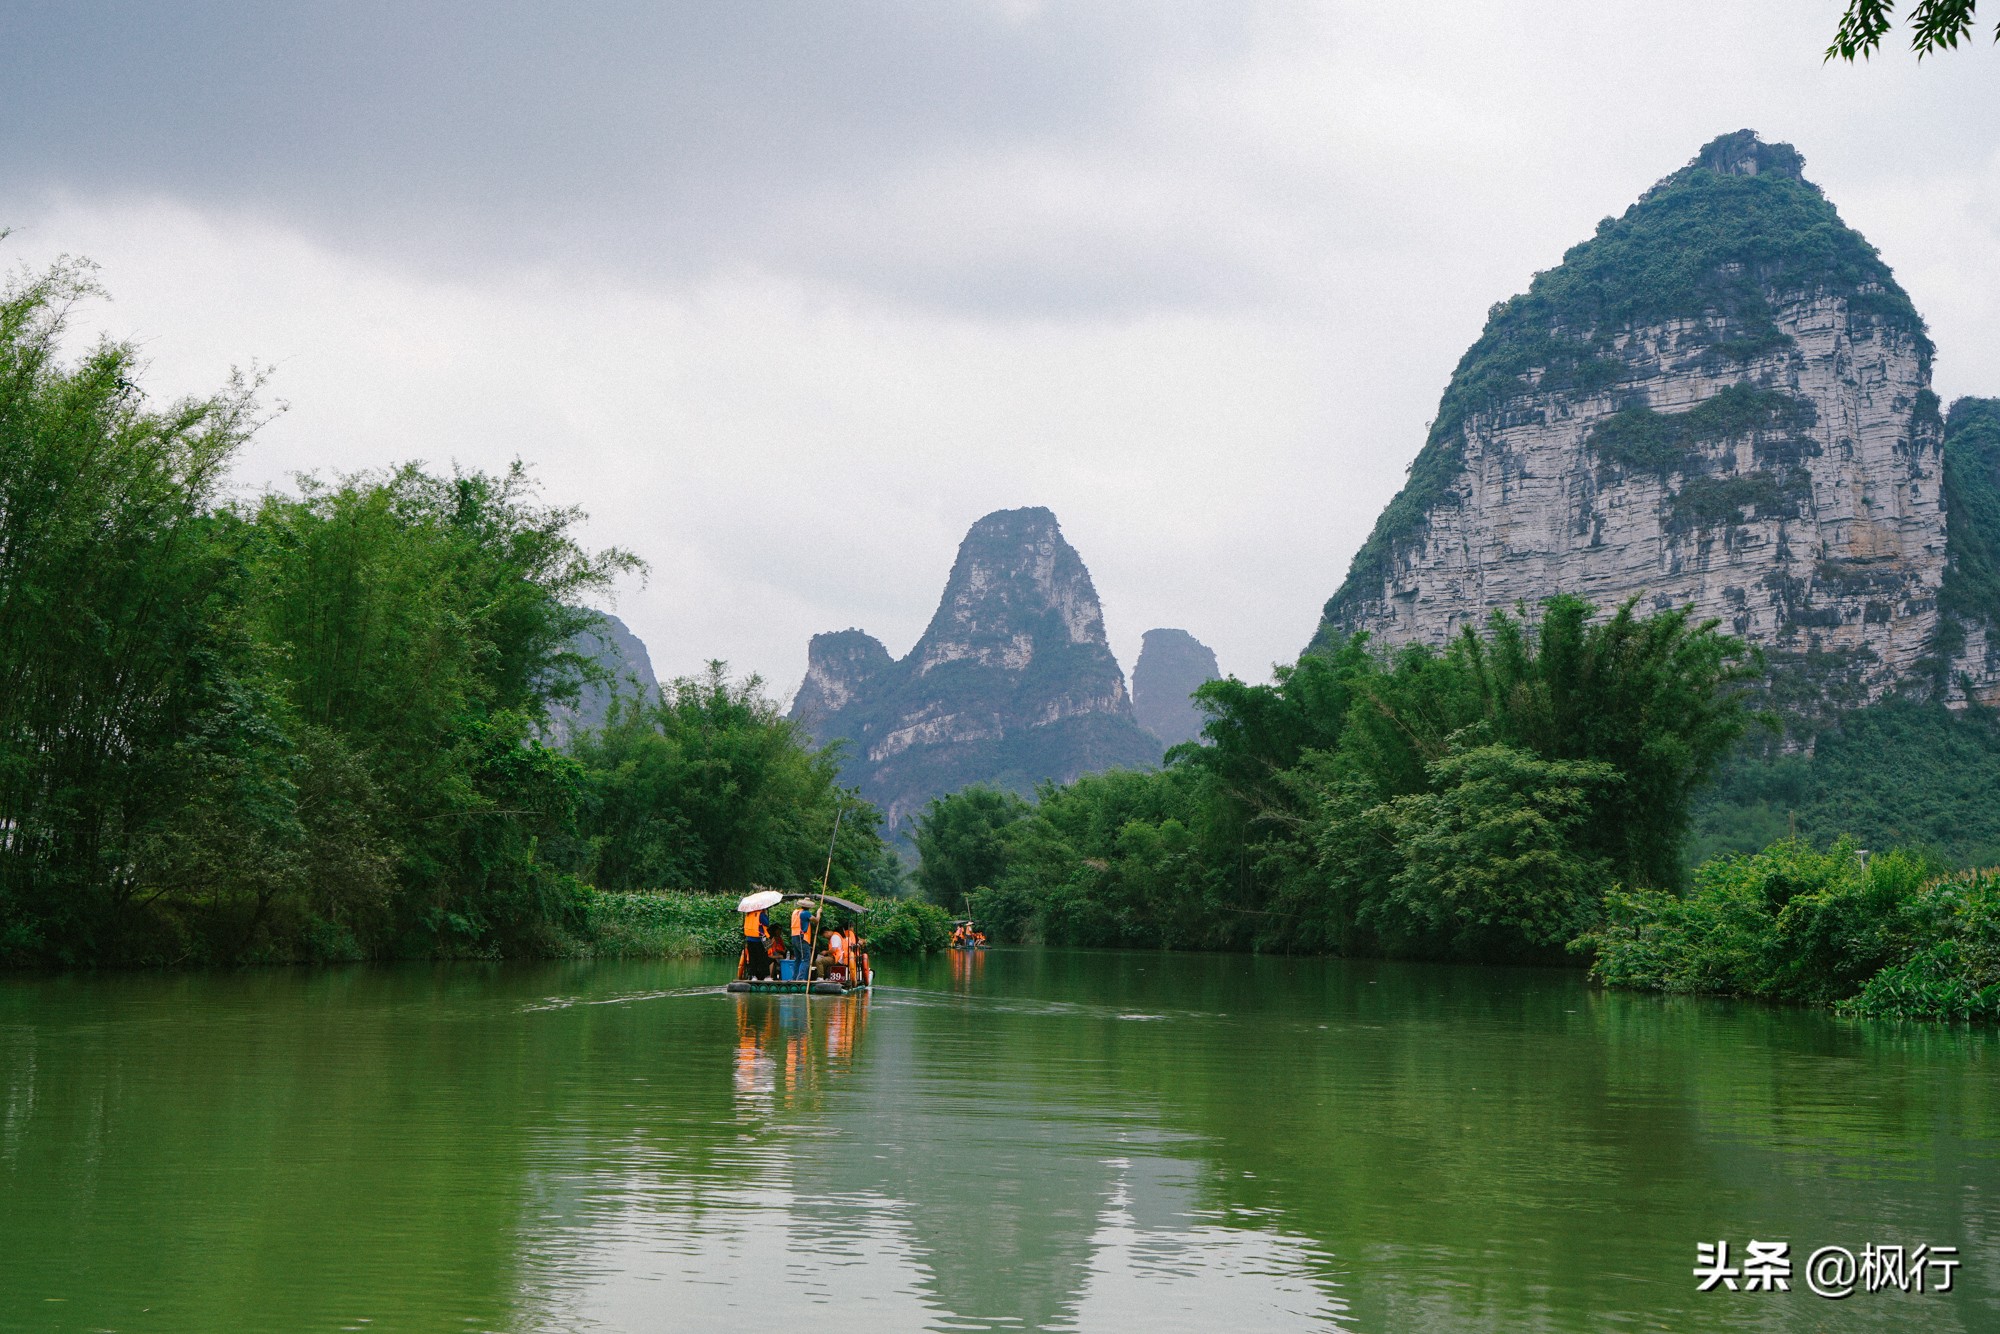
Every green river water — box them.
[2,949,1996,1332]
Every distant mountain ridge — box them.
[1131,628,1219,748]
[791,507,1162,830]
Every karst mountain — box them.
[1314,130,2000,716]
[790,507,1164,831]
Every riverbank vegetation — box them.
[0,262,905,968]
[918,595,2000,1020]
[918,596,1759,963]
[569,665,902,900]
[581,889,947,959]
[1585,840,2000,1021]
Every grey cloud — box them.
[2,1,1259,307]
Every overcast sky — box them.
[5,2,1998,695]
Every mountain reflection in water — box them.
[2,951,1993,1332]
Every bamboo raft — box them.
[726,978,870,996]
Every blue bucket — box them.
[779,959,799,982]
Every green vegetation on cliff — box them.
[1318,131,1928,641]
[1689,696,2000,868]
[1940,396,2000,637]
[1586,382,1818,477]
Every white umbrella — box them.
[736,889,783,913]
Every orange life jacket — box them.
[743,911,764,939]
[829,931,849,962]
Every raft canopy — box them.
[770,889,869,915]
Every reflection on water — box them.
[2,952,1996,1332]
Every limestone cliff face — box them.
[1314,131,1980,711]
[792,507,1161,831]
[1940,398,2000,707]
[1131,628,1220,748]
[791,629,894,725]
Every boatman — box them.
[789,899,816,973]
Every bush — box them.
[1581,839,1941,1002]
[864,899,953,955]
[965,883,1038,943]
[1841,870,2000,1020]
[1372,744,1618,960]
[1578,840,2000,1021]
[581,889,741,958]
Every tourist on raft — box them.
[740,903,777,980]
[789,899,816,971]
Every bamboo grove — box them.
[0,262,892,966]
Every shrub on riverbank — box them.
[580,890,742,958]
[863,899,953,955]
[569,666,904,900]
[1580,840,2000,1019]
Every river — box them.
[2,949,1995,1331]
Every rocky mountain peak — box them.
[1685,129,1804,182]
[791,507,1160,832]
[912,506,1107,676]
[792,629,894,725]
[1313,131,1991,717]
[1131,629,1221,748]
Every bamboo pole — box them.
[802,804,844,991]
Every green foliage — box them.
[1829,0,1991,61]
[923,597,1754,964]
[1587,383,1817,476]
[1689,697,2000,869]
[1372,744,1617,958]
[911,785,1030,909]
[0,260,261,963]
[1667,470,1807,532]
[1319,132,1925,636]
[1939,397,2000,633]
[1843,872,2000,1020]
[863,898,953,955]
[1586,839,2000,1023]
[569,663,896,897]
[580,889,742,958]
[1582,839,1941,1004]
[234,462,639,960]
[0,260,906,969]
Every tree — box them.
[242,463,640,955]
[1373,744,1618,960]
[572,663,895,896]
[911,786,1030,910]
[1829,1,1992,60]
[0,258,262,962]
